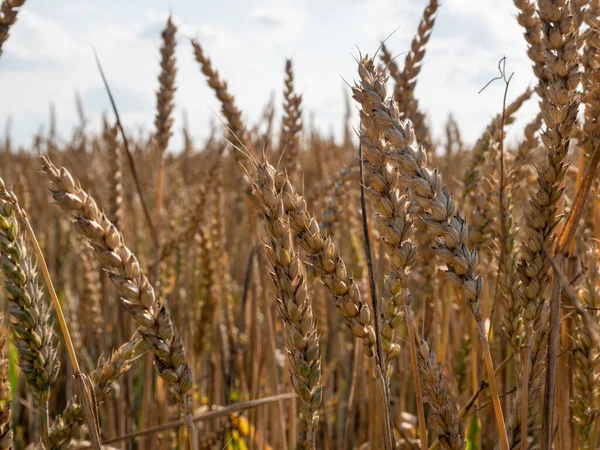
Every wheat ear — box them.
[384,0,438,148]
[255,161,376,357]
[280,59,303,180]
[192,39,248,152]
[511,1,581,446]
[352,67,419,369]
[0,0,25,56]
[0,194,60,435]
[415,331,465,450]
[154,16,177,155]
[514,0,546,91]
[353,54,509,450]
[40,156,197,448]
[253,174,322,448]
[47,337,142,449]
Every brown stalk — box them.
[543,253,562,450]
[93,49,158,246]
[542,248,600,351]
[80,393,296,448]
[483,56,514,341]
[557,143,600,256]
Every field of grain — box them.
[1,0,600,449]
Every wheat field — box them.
[1,0,600,449]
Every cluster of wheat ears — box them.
[1,0,600,449]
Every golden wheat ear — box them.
[0,0,26,57]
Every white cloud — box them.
[4,10,86,65]
[251,6,307,30]
[0,0,540,153]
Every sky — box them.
[0,0,540,151]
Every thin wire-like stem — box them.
[343,339,362,450]
[93,49,157,246]
[41,400,49,446]
[488,61,513,342]
[79,393,296,448]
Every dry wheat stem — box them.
[93,49,158,246]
